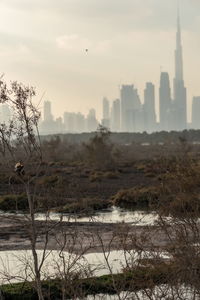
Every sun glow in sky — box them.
[0,0,199,121]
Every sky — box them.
[0,0,199,121]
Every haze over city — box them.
[2,2,200,298]
[0,0,200,123]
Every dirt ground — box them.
[0,215,171,254]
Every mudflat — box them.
[0,215,171,254]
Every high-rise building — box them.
[102,97,110,119]
[159,72,172,131]
[40,100,56,134]
[44,101,53,122]
[75,112,86,132]
[55,117,64,133]
[63,112,76,132]
[120,85,141,132]
[37,10,192,135]
[102,97,110,128]
[173,11,187,130]
[192,97,200,129]
[111,99,120,132]
[143,82,156,132]
[86,109,98,132]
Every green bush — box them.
[1,282,37,300]
[0,263,174,299]
[0,194,28,211]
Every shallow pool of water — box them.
[0,206,158,225]
[0,249,168,284]
[34,206,158,226]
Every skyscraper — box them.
[159,72,172,131]
[120,85,141,132]
[192,97,200,129]
[111,99,120,132]
[40,100,56,134]
[86,109,98,132]
[173,10,187,130]
[55,117,64,133]
[143,82,156,132]
[75,112,86,132]
[63,112,76,132]
[102,97,110,120]
[44,101,53,122]
[102,97,110,128]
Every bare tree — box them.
[0,80,45,299]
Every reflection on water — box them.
[1,250,191,299]
[34,206,158,226]
[0,207,158,225]
[0,249,167,284]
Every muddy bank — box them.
[0,215,171,254]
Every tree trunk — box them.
[26,185,44,300]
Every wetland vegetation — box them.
[1,80,200,299]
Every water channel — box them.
[0,249,169,284]
[34,206,158,226]
[0,206,158,225]
[0,207,170,299]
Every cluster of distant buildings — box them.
[1,13,200,135]
[39,101,99,134]
[39,13,200,135]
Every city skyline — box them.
[41,3,198,124]
[0,0,199,121]
[36,8,200,134]
[1,13,192,135]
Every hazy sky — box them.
[0,0,199,121]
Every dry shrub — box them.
[112,186,160,209]
[83,126,119,171]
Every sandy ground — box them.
[0,215,171,254]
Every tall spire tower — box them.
[175,8,183,81]
[173,6,187,131]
